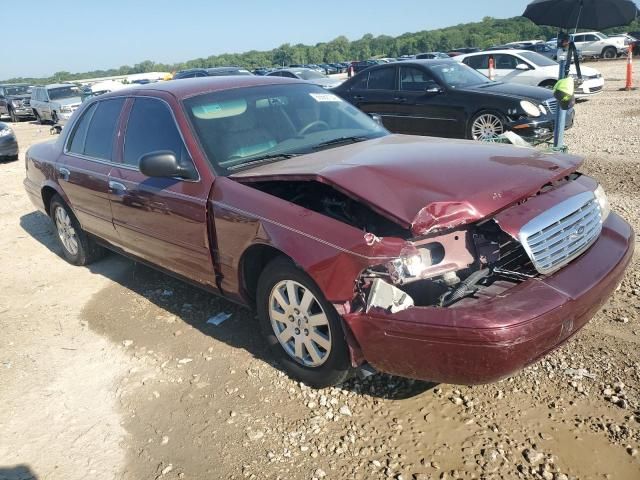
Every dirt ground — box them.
[0,60,639,480]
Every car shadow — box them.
[19,210,437,400]
[0,465,38,480]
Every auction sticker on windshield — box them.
[309,93,342,102]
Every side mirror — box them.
[516,63,530,71]
[139,151,197,180]
[426,85,443,94]
[369,114,384,126]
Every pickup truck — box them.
[23,77,634,388]
[0,84,33,122]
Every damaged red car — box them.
[24,77,634,388]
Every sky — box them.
[2,0,533,79]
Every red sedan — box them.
[24,76,633,387]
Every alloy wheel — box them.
[471,113,505,141]
[54,206,79,256]
[268,280,332,367]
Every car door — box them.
[392,65,459,137]
[108,95,216,286]
[58,98,125,244]
[346,66,399,131]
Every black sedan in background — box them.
[0,122,18,161]
[333,60,574,143]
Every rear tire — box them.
[602,47,617,59]
[49,194,105,266]
[256,257,352,388]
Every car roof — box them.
[41,83,76,89]
[0,83,29,87]
[97,76,306,100]
[459,49,528,57]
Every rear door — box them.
[346,66,399,131]
[58,98,125,244]
[108,95,215,286]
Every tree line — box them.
[4,16,639,84]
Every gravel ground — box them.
[0,59,639,480]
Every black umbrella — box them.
[523,0,639,30]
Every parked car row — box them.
[23,75,634,388]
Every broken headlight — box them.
[594,184,611,221]
[386,244,445,285]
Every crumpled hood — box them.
[231,134,583,236]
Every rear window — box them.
[464,55,489,69]
[67,103,97,155]
[83,98,125,160]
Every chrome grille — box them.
[519,192,602,275]
[543,98,558,115]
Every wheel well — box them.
[240,244,288,305]
[602,46,616,55]
[41,186,58,216]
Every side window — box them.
[464,55,489,69]
[399,67,437,91]
[83,98,125,160]
[352,72,369,90]
[43,89,51,101]
[585,34,599,42]
[573,35,585,43]
[124,98,186,168]
[367,67,396,90]
[494,54,518,70]
[67,103,98,154]
[281,72,296,78]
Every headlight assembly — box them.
[60,106,73,113]
[520,100,541,118]
[594,185,611,221]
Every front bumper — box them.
[508,109,575,143]
[11,107,34,118]
[0,137,18,158]
[575,77,605,97]
[344,213,634,385]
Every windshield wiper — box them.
[227,153,299,171]
[311,136,369,150]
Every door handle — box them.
[353,95,364,101]
[108,180,127,193]
[58,167,70,181]
[393,97,407,103]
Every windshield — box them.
[518,51,558,67]
[430,62,492,88]
[5,85,30,96]
[184,83,387,175]
[48,86,81,101]
[295,70,327,80]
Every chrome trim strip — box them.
[377,113,457,122]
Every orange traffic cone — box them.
[488,56,496,81]
[624,45,635,91]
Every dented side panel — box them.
[209,176,410,303]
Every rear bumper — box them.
[344,213,634,385]
[23,178,46,213]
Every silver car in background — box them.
[266,68,343,89]
[30,84,82,125]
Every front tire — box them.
[9,108,19,123]
[49,195,105,266]
[256,257,352,388]
[468,111,506,142]
[34,110,43,124]
[51,111,59,124]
